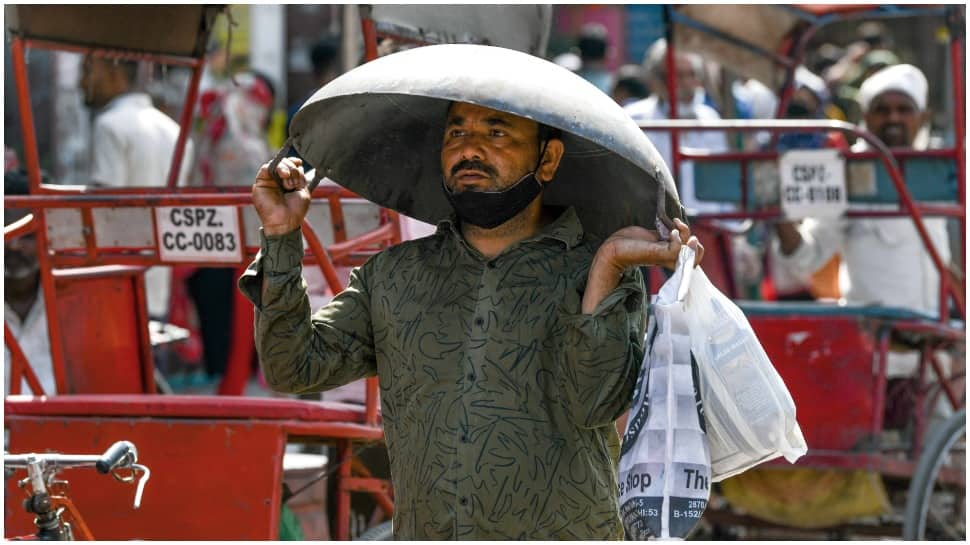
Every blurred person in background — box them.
[776,67,849,151]
[194,71,276,187]
[80,54,192,321]
[4,170,54,395]
[762,66,846,303]
[732,77,778,150]
[824,21,899,125]
[625,38,729,216]
[287,38,341,132]
[172,71,277,388]
[575,22,614,94]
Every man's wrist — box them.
[263,223,301,237]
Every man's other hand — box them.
[252,157,311,236]
[598,218,704,272]
[583,218,704,314]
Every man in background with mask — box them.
[241,97,704,538]
[624,38,729,217]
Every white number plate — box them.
[779,149,847,220]
[155,206,242,263]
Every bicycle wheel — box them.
[902,407,965,540]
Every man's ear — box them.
[537,139,565,183]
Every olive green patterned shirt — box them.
[238,206,645,540]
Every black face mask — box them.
[443,140,550,230]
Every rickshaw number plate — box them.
[779,149,847,220]
[154,206,242,263]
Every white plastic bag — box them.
[619,247,710,540]
[683,256,808,482]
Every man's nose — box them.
[455,134,486,161]
[886,107,905,124]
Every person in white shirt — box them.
[80,55,193,319]
[773,64,951,317]
[624,38,730,216]
[4,172,55,395]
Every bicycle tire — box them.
[902,407,966,540]
[355,520,393,541]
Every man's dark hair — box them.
[538,123,563,144]
[613,64,649,100]
[5,169,31,226]
[311,38,340,78]
[577,23,608,62]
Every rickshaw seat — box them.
[51,266,156,394]
[4,394,381,540]
[694,156,958,205]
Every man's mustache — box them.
[450,159,498,178]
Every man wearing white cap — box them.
[773,63,951,319]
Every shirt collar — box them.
[103,92,152,113]
[435,206,585,251]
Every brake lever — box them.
[130,464,150,510]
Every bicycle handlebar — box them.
[4,440,138,471]
[4,440,150,509]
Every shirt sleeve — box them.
[558,267,646,429]
[90,119,126,187]
[237,228,377,394]
[772,217,847,276]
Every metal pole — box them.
[336,440,353,540]
[11,38,42,191]
[948,8,966,289]
[870,328,889,438]
[166,61,204,189]
[662,6,681,187]
[11,36,70,393]
[361,6,379,63]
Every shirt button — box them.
[460,434,469,443]
[486,261,496,269]
[467,372,476,381]
[459,497,468,506]
[474,317,484,326]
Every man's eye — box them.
[490,129,506,137]
[449,129,465,138]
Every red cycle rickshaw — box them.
[639,4,964,539]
